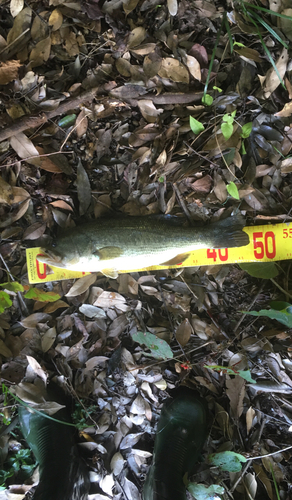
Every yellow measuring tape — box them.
[26,222,292,284]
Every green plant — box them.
[0,448,35,489]
[72,402,98,430]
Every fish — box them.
[143,386,209,500]
[38,214,250,279]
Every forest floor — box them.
[0,0,292,498]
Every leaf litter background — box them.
[0,0,292,498]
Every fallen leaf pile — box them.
[1,0,292,498]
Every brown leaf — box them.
[127,27,146,49]
[10,132,40,166]
[234,46,262,62]
[123,0,139,14]
[167,0,177,15]
[48,8,63,31]
[22,222,46,240]
[75,109,89,138]
[189,43,208,67]
[65,273,98,297]
[226,376,245,419]
[0,177,13,204]
[0,60,21,85]
[50,200,73,211]
[191,175,212,193]
[158,58,189,83]
[137,100,163,123]
[29,36,51,67]
[185,55,201,80]
[261,47,289,98]
[175,318,192,347]
[77,160,91,216]
[7,7,32,45]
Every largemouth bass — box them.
[38,214,249,278]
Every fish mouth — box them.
[37,250,66,268]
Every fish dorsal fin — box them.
[94,246,123,261]
[101,268,119,279]
[160,252,190,266]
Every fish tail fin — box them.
[210,214,250,248]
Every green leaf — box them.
[132,331,173,360]
[233,41,245,48]
[221,122,233,140]
[190,116,205,135]
[224,148,235,166]
[0,291,12,314]
[205,365,256,383]
[187,482,225,500]
[208,451,247,472]
[24,288,61,302]
[222,113,233,124]
[241,141,247,155]
[244,306,292,328]
[240,262,279,279]
[241,122,253,138]
[0,282,24,292]
[58,114,76,128]
[269,301,292,310]
[226,182,239,200]
[201,94,213,106]
[213,86,222,92]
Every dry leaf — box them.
[48,8,63,31]
[0,60,21,85]
[246,406,255,435]
[75,109,89,138]
[26,355,48,382]
[7,7,32,45]
[127,27,146,49]
[10,132,40,166]
[0,177,13,204]
[158,58,189,83]
[10,0,24,17]
[261,47,289,98]
[65,273,98,297]
[29,36,52,67]
[191,175,212,193]
[226,376,245,419]
[50,200,73,211]
[167,0,177,15]
[175,318,192,347]
[41,327,56,352]
[137,100,163,123]
[274,100,292,118]
[77,160,91,216]
[186,55,201,80]
[94,291,130,312]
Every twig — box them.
[173,183,193,223]
[0,83,116,143]
[234,281,265,333]
[270,277,292,300]
[229,460,252,494]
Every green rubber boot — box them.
[18,383,89,500]
[143,386,209,500]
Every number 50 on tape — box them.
[26,222,292,284]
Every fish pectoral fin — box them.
[94,246,123,261]
[160,252,191,266]
[101,268,119,279]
